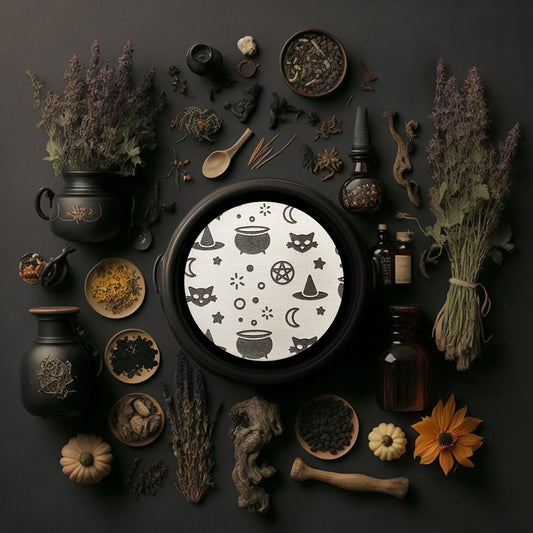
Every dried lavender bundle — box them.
[27,39,165,175]
[397,59,520,370]
[160,352,217,504]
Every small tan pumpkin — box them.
[368,422,407,461]
[60,433,113,484]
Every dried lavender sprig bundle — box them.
[160,352,217,504]
[397,59,520,370]
[27,39,166,176]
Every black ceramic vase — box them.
[35,171,121,243]
[186,43,223,76]
[20,306,101,417]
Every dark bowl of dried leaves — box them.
[279,28,347,98]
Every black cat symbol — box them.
[286,232,318,253]
[186,286,217,306]
[289,336,318,354]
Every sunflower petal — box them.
[449,405,467,431]
[414,436,439,462]
[452,444,476,468]
[441,394,456,429]
[412,416,439,436]
[439,448,454,475]
[430,398,445,429]
[418,444,440,465]
[456,432,484,450]
[455,416,482,435]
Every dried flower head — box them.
[412,394,483,475]
[27,40,166,176]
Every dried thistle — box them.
[313,147,343,180]
[160,352,218,504]
[27,40,166,176]
[397,59,520,370]
[314,115,342,140]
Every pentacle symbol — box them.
[270,260,295,285]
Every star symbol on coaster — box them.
[313,257,326,269]
[212,311,224,324]
[270,260,295,284]
[316,306,325,315]
[213,256,222,265]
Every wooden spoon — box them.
[202,128,253,178]
[290,457,409,499]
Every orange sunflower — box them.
[412,394,483,475]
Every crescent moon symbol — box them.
[185,257,197,277]
[285,307,300,328]
[283,205,297,224]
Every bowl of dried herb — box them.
[279,28,347,98]
[85,258,145,319]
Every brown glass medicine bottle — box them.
[377,305,428,412]
[394,231,412,286]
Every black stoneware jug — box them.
[20,306,101,417]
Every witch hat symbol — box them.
[193,225,224,250]
[293,274,327,300]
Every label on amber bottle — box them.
[394,255,412,284]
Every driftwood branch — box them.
[382,110,421,207]
[228,396,283,514]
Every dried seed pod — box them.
[146,414,161,435]
[130,415,144,435]
[133,398,150,417]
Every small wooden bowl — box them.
[108,393,164,447]
[104,329,160,384]
[85,258,145,319]
[279,28,347,98]
[296,394,359,460]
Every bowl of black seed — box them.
[105,328,160,384]
[296,394,359,460]
[279,28,347,98]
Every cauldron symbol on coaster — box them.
[234,226,270,254]
[236,329,273,359]
[293,274,327,300]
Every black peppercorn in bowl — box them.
[296,394,359,459]
[279,28,347,98]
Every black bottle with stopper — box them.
[339,106,384,213]
[369,223,395,289]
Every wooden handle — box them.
[227,128,253,156]
[290,457,409,499]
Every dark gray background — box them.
[1,1,531,531]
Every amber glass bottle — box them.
[377,305,428,412]
[394,231,412,286]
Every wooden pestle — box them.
[290,457,409,499]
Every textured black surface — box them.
[1,1,531,531]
